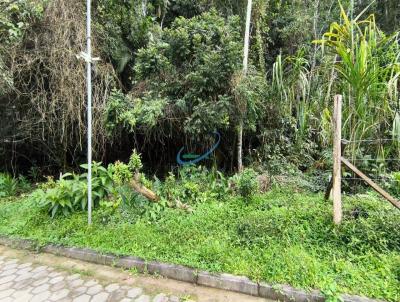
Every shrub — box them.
[231,168,259,199]
[128,149,143,172]
[0,173,18,197]
[159,165,229,205]
[31,177,76,217]
[108,161,132,186]
[31,162,114,218]
[0,173,29,197]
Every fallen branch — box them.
[129,172,193,213]
[129,177,159,202]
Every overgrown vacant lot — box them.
[0,189,398,301]
[2,1,400,302]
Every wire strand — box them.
[345,158,400,161]
[342,138,399,143]
[344,177,396,181]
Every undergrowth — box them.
[0,188,398,301]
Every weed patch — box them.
[0,190,398,301]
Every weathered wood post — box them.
[333,95,342,224]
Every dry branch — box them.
[129,179,160,202]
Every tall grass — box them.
[314,3,400,165]
[272,52,313,142]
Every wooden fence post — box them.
[333,95,342,224]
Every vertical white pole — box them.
[243,0,252,75]
[86,0,92,225]
[237,0,252,172]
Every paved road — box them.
[0,255,175,302]
[0,246,270,302]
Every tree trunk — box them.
[237,120,244,172]
[238,0,252,172]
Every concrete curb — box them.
[198,271,258,296]
[0,236,383,302]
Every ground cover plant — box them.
[0,176,399,301]
[0,155,399,301]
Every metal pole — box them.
[86,0,92,225]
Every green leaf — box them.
[51,204,59,218]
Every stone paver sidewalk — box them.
[0,255,178,302]
[0,245,270,302]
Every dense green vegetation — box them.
[0,185,399,301]
[1,0,400,174]
[0,156,399,300]
[1,1,400,301]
